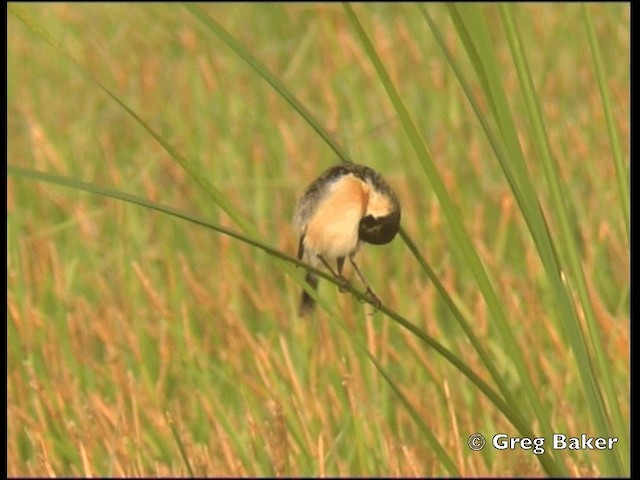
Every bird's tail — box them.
[299,272,318,316]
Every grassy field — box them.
[7,3,629,477]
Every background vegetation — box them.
[7,3,629,477]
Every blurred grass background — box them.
[7,3,628,477]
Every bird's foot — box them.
[364,288,382,314]
[335,275,351,293]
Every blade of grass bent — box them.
[500,5,627,474]
[341,3,562,467]
[397,229,513,398]
[9,164,564,475]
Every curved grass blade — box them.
[9,164,563,474]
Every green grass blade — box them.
[499,5,627,475]
[341,5,566,474]
[427,4,627,475]
[583,5,629,245]
[397,230,512,402]
[430,2,626,474]
[165,411,195,477]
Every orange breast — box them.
[303,174,369,259]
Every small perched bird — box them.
[293,163,401,315]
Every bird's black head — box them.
[359,208,401,245]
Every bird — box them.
[293,162,401,315]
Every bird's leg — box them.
[336,256,349,293]
[349,255,382,312]
[296,235,305,262]
[317,255,350,293]
[336,256,345,275]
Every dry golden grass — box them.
[8,3,628,477]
